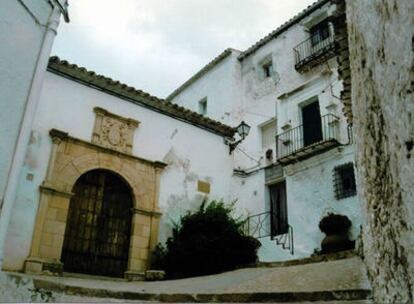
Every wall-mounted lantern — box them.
[228,121,251,154]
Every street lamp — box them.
[229,121,251,154]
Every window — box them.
[261,119,276,150]
[198,98,207,115]
[333,163,357,200]
[262,60,273,79]
[310,20,331,47]
[262,61,273,78]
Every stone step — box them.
[257,250,356,268]
[32,278,373,303]
[6,254,372,303]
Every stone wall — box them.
[345,0,414,301]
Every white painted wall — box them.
[0,0,66,269]
[282,146,360,258]
[0,1,52,197]
[171,50,242,126]
[3,72,234,271]
[169,0,362,261]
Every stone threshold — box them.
[61,272,128,282]
[27,277,372,303]
[257,250,357,268]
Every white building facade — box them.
[168,0,361,261]
[1,0,363,277]
[2,58,236,277]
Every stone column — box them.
[125,210,152,281]
[25,129,71,274]
[44,129,67,185]
[125,162,165,280]
[126,119,140,154]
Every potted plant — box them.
[319,212,354,253]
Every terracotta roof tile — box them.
[238,0,330,61]
[47,56,236,137]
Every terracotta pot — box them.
[321,233,354,254]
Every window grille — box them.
[333,162,357,200]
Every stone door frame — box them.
[25,129,166,280]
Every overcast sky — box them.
[52,0,316,98]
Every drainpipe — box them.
[0,1,68,269]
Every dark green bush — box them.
[159,200,260,279]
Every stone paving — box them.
[6,256,372,302]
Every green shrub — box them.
[161,200,260,279]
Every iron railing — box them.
[276,114,340,160]
[243,211,294,255]
[243,211,271,239]
[273,225,294,255]
[293,32,335,70]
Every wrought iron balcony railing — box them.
[294,33,336,71]
[276,114,341,165]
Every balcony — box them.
[294,32,336,72]
[276,114,341,165]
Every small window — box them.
[261,119,276,150]
[333,163,357,200]
[198,98,207,115]
[262,61,273,78]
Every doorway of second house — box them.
[269,181,288,236]
[301,100,323,147]
[61,169,133,278]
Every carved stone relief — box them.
[92,107,139,153]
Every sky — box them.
[52,0,316,98]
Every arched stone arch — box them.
[25,129,166,280]
[58,155,139,207]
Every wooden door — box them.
[302,101,323,147]
[269,181,288,236]
[61,170,132,277]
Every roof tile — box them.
[238,0,329,61]
[47,56,235,138]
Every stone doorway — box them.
[25,125,166,280]
[61,169,133,277]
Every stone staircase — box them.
[5,252,372,303]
